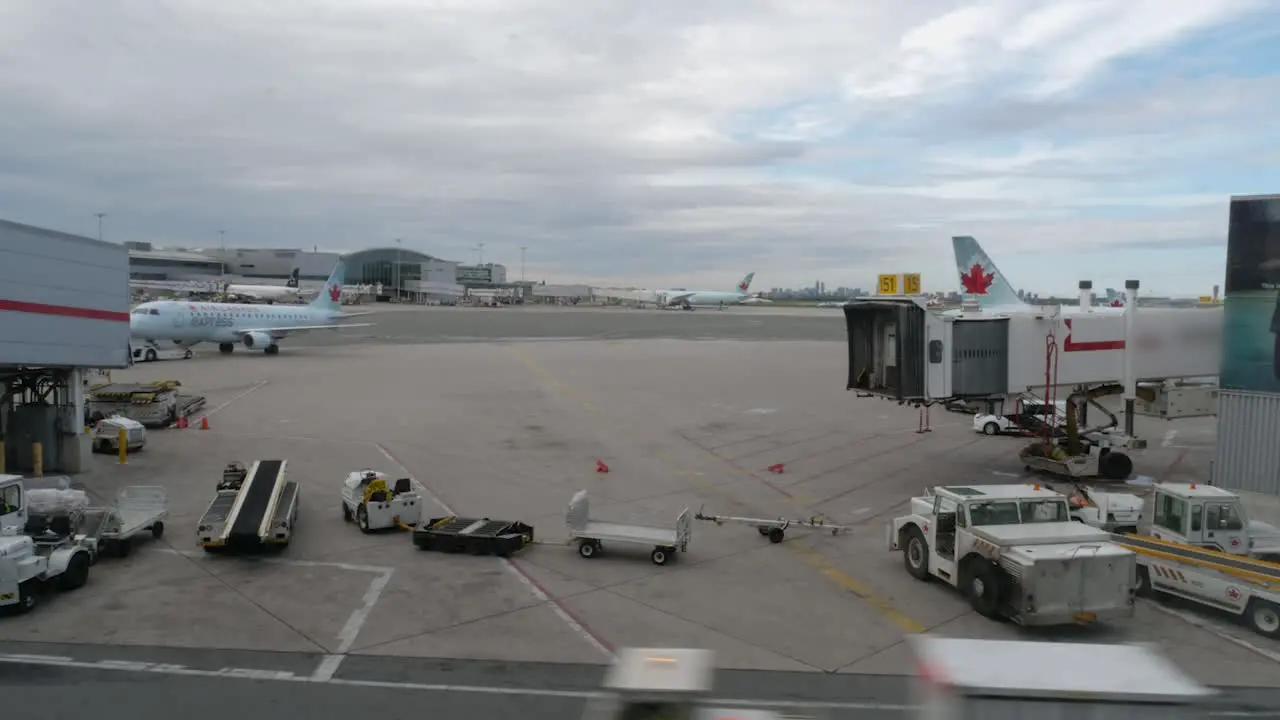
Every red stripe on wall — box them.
[0,298,130,323]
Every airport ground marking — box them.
[373,441,615,660]
[203,379,269,418]
[502,345,931,640]
[1145,600,1280,665]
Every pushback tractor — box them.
[341,469,421,533]
[0,475,93,614]
[198,461,300,553]
[890,484,1136,626]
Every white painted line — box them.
[1145,600,1280,664]
[991,471,1023,478]
[153,548,392,575]
[374,443,614,659]
[311,569,395,681]
[203,380,269,418]
[1162,429,1179,448]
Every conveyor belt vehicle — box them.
[197,461,299,553]
[890,484,1136,626]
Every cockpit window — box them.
[149,309,160,315]
[132,308,149,315]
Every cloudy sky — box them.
[2,1,1277,295]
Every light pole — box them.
[519,245,527,282]
[218,229,226,276]
[477,242,485,265]
[94,213,106,241]
[395,238,402,300]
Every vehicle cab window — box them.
[1020,500,1068,523]
[1207,503,1245,531]
[1155,494,1187,533]
[1,484,20,515]
[969,501,1021,526]
[149,308,160,315]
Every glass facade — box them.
[1222,196,1280,393]
[346,248,433,287]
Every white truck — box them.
[890,484,1137,626]
[88,415,147,455]
[1066,485,1144,534]
[911,636,1213,719]
[0,475,94,613]
[340,470,421,533]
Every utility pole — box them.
[218,229,226,276]
[94,213,106,242]
[477,242,485,265]
[519,245,527,282]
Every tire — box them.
[59,552,91,591]
[117,538,133,558]
[903,527,930,581]
[1135,566,1155,598]
[578,540,597,558]
[767,527,785,544]
[17,583,38,614]
[96,439,112,453]
[183,349,193,360]
[651,548,669,566]
[964,561,1002,618]
[982,422,1000,436]
[1100,452,1133,481]
[1248,600,1280,639]
[356,506,371,534]
[151,521,165,540]
[145,348,157,362]
[342,503,353,522]
[757,526,769,536]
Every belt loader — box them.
[197,461,299,553]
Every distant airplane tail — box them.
[737,272,755,294]
[951,236,1026,309]
[308,261,346,313]
[1104,288,1125,307]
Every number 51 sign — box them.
[877,274,922,295]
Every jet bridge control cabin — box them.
[843,297,1222,407]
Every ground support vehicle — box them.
[694,505,851,544]
[81,487,169,559]
[889,484,1137,626]
[1019,432,1136,481]
[130,344,193,363]
[581,647,802,720]
[87,381,206,428]
[1143,482,1280,560]
[973,394,1066,437]
[412,515,534,557]
[567,490,691,566]
[88,415,147,455]
[0,475,94,614]
[197,461,299,553]
[910,636,1213,719]
[1065,485,1143,533]
[340,470,421,533]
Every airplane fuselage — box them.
[130,301,343,345]
[225,284,302,301]
[658,290,748,307]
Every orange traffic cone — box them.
[596,460,610,473]
[200,416,210,430]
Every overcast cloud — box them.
[1,0,1277,295]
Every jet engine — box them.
[242,331,273,349]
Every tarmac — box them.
[4,303,1280,715]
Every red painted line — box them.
[1062,320,1125,352]
[0,298,129,323]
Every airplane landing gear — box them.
[265,344,280,355]
[218,343,234,354]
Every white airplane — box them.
[129,261,372,356]
[223,269,304,303]
[657,272,756,310]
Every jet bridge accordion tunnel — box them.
[845,299,929,402]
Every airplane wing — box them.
[238,323,374,339]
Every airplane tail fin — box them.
[736,272,755,294]
[1104,288,1125,307]
[308,261,346,313]
[951,236,1025,309]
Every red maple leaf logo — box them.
[959,264,995,295]
[1109,299,1124,307]
[328,284,342,302]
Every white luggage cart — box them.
[83,487,169,559]
[566,490,690,566]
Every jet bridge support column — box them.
[1078,280,1093,313]
[1123,279,1140,437]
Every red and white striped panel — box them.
[1151,565,1188,583]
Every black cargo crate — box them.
[413,515,535,557]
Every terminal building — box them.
[1,218,132,474]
